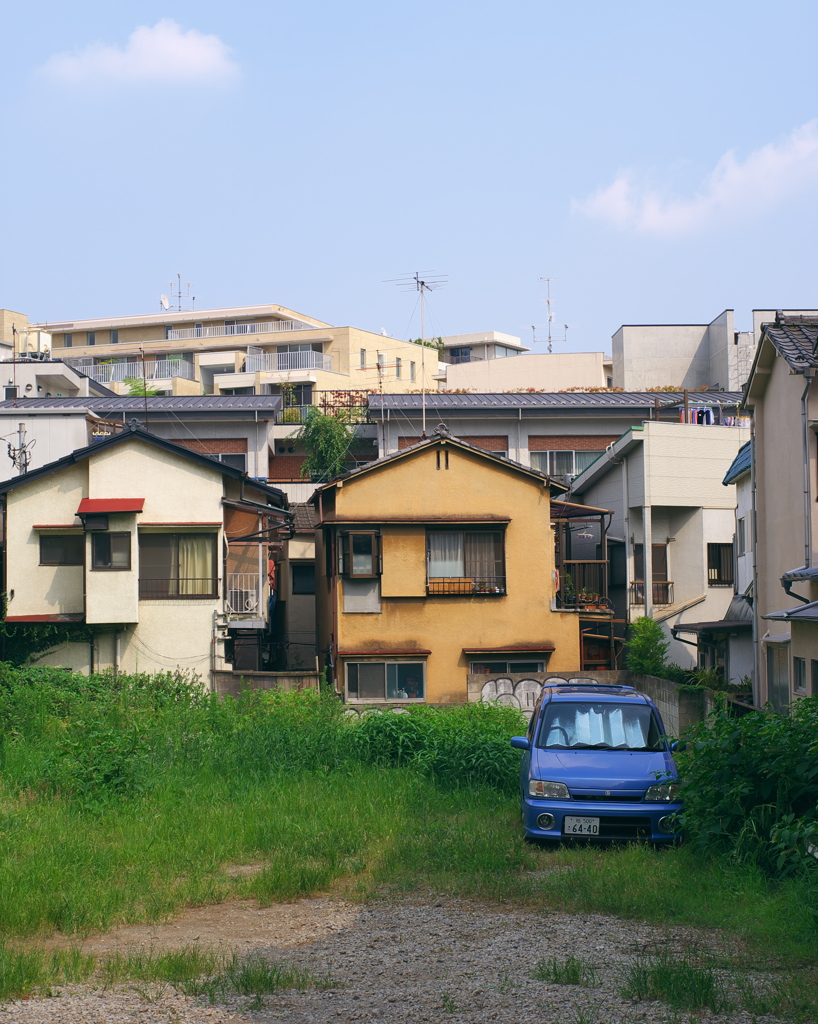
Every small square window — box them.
[64,333,73,347]
[110,329,119,344]
[707,543,735,587]
[794,656,807,692]
[87,332,95,345]
[341,532,380,577]
[91,532,131,570]
[292,563,316,594]
[40,534,84,565]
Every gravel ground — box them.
[0,895,782,1024]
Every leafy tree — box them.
[123,377,161,396]
[623,616,670,676]
[299,408,356,482]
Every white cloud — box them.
[575,121,818,236]
[41,19,239,85]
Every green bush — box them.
[678,697,818,874]
[623,616,670,676]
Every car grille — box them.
[597,816,652,839]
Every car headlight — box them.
[644,783,680,802]
[529,779,570,799]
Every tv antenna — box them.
[160,273,195,312]
[385,271,448,437]
[538,277,563,352]
[7,422,35,476]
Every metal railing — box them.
[245,351,332,373]
[274,402,369,425]
[72,360,196,384]
[225,574,263,615]
[630,580,674,606]
[139,578,219,599]
[427,576,506,596]
[558,560,609,609]
[167,320,312,341]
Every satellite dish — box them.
[160,294,169,310]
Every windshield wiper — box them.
[568,742,614,750]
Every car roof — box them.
[541,685,651,705]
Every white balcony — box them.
[72,360,196,384]
[167,320,312,341]
[246,351,332,373]
[225,573,263,616]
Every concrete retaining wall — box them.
[211,670,320,697]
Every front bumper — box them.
[522,797,683,842]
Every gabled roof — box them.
[723,440,751,484]
[310,424,567,500]
[0,419,287,505]
[763,316,818,371]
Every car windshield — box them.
[536,701,665,751]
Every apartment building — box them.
[0,422,290,684]
[17,303,439,399]
[371,390,745,482]
[567,420,750,671]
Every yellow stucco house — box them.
[312,425,595,704]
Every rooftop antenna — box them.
[538,277,562,352]
[162,273,195,312]
[386,271,448,437]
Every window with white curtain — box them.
[427,531,505,594]
[139,533,217,598]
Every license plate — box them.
[563,816,600,835]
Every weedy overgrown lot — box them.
[1,666,818,1017]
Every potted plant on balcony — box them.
[561,572,576,606]
[578,586,601,609]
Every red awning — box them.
[77,498,145,514]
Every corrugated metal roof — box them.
[370,391,743,410]
[723,440,751,484]
[0,395,282,412]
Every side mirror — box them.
[670,740,680,752]
[510,736,530,751]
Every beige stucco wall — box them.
[5,463,87,619]
[85,511,139,624]
[443,351,608,392]
[320,442,581,702]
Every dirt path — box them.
[2,895,776,1024]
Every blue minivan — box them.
[510,682,682,842]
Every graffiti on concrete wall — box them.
[479,675,601,709]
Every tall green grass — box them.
[1,663,818,1004]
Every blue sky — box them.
[3,1,818,351]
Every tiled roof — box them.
[0,395,283,411]
[764,315,818,371]
[370,391,743,411]
[291,503,317,532]
[723,440,751,484]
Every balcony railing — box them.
[167,320,312,341]
[557,560,610,610]
[225,573,263,615]
[139,578,219,599]
[427,576,506,596]
[275,402,369,425]
[245,351,332,373]
[72,360,195,384]
[630,580,674,606]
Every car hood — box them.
[530,747,676,792]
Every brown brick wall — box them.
[174,437,248,454]
[269,453,307,481]
[528,435,618,451]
